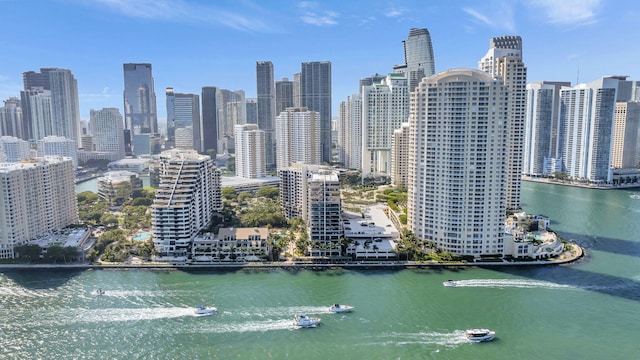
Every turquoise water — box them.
[133,232,151,241]
[2,181,639,359]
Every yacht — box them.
[293,314,321,328]
[465,328,495,342]
[329,304,354,313]
[194,305,217,315]
[443,280,457,287]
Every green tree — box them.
[256,186,279,199]
[222,187,237,201]
[14,244,43,263]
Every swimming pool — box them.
[133,232,151,241]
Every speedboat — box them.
[194,305,217,315]
[293,314,321,328]
[96,288,105,295]
[329,303,354,313]
[465,328,495,342]
[443,280,457,287]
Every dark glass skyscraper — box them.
[393,28,436,91]
[275,78,294,115]
[300,61,332,163]
[256,61,276,170]
[123,63,158,137]
[201,87,218,154]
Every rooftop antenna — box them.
[576,61,580,85]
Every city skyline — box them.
[0,1,632,123]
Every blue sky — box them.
[0,0,637,123]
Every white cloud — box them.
[300,12,339,26]
[529,0,600,26]
[463,7,493,26]
[463,3,516,32]
[386,7,405,18]
[90,0,272,32]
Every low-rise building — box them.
[344,204,399,259]
[191,227,270,263]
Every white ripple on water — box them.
[71,306,196,323]
[446,279,579,290]
[232,306,330,317]
[362,330,470,347]
[0,287,56,298]
[193,318,295,333]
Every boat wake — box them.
[446,279,579,290]
[362,330,469,347]
[71,306,196,323]
[233,306,329,317]
[193,319,295,333]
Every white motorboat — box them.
[329,303,354,313]
[293,314,321,328]
[443,280,457,287]
[194,305,217,315]
[465,328,495,342]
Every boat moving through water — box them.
[443,280,457,287]
[293,314,321,328]
[329,304,354,313]
[465,328,495,342]
[194,305,217,315]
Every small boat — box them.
[96,288,105,295]
[293,314,321,328]
[329,303,354,313]
[443,280,457,287]
[629,194,640,199]
[194,305,217,315]
[465,328,495,342]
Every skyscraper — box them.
[256,61,276,170]
[234,124,265,179]
[245,98,258,125]
[275,78,294,115]
[559,77,619,182]
[391,123,410,188]
[479,35,527,211]
[408,69,507,257]
[166,88,200,151]
[300,61,332,163]
[0,98,23,139]
[90,108,125,160]
[361,73,409,176]
[37,136,78,168]
[275,107,321,169]
[0,136,30,162]
[0,157,78,259]
[523,82,569,176]
[21,68,81,146]
[152,149,222,259]
[337,94,362,170]
[123,63,158,145]
[612,102,640,169]
[201,86,218,153]
[393,28,436,91]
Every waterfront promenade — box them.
[0,244,584,270]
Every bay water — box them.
[1,181,639,359]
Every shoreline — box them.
[0,244,584,271]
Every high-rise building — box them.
[21,68,81,146]
[123,63,158,149]
[175,126,194,150]
[391,123,410,188]
[275,78,294,115]
[0,136,31,162]
[408,69,507,257]
[300,61,332,163]
[201,87,218,153]
[337,94,362,170]
[81,134,94,151]
[479,35,527,211]
[559,77,619,182]
[37,136,78,168]
[234,124,266,179]
[152,149,222,259]
[275,107,321,170]
[0,98,23,139]
[393,28,436,91]
[0,157,78,259]
[293,73,301,108]
[361,73,409,176]
[523,82,570,176]
[256,61,276,170]
[245,98,258,125]
[278,164,342,257]
[612,101,640,169]
[216,89,246,143]
[166,88,201,151]
[90,108,125,160]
